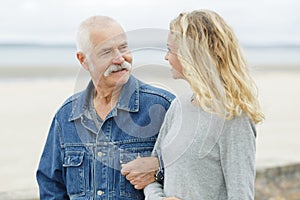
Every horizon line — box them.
[1,42,300,49]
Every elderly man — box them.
[36,16,174,200]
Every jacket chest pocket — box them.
[63,151,85,197]
[120,146,153,199]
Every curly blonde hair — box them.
[170,9,264,124]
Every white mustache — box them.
[103,61,131,77]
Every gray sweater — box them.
[144,94,256,200]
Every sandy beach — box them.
[0,66,300,197]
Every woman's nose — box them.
[164,52,169,61]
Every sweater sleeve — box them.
[144,181,165,200]
[144,99,179,200]
[219,115,256,200]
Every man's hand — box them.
[121,157,159,189]
[163,197,181,200]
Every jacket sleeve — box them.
[219,115,256,200]
[36,116,69,200]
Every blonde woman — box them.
[142,9,264,200]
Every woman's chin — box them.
[172,73,184,80]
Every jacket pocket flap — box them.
[120,147,153,163]
[63,151,84,167]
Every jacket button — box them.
[97,190,104,196]
[98,151,103,157]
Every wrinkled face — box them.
[165,32,184,80]
[85,23,133,88]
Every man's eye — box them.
[104,50,112,54]
[119,45,128,51]
[99,50,112,56]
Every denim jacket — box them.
[36,75,175,200]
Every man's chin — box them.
[113,70,131,86]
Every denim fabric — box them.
[36,75,175,200]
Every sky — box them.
[0,0,299,46]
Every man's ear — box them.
[76,52,89,71]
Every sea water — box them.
[0,44,300,72]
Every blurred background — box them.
[0,0,299,199]
[1,0,300,68]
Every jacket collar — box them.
[69,75,139,121]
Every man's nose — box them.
[112,50,125,64]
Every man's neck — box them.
[94,84,122,103]
[93,84,122,120]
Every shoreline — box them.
[0,63,300,79]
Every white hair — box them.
[76,16,117,54]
